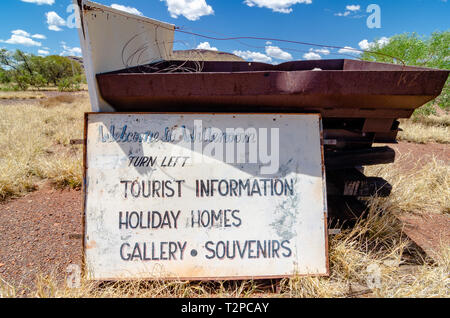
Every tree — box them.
[41,55,83,86]
[0,66,11,84]
[0,49,84,91]
[360,31,449,111]
[0,49,28,89]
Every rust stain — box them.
[85,240,97,250]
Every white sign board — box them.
[84,113,328,280]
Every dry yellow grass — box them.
[2,156,449,298]
[366,157,450,215]
[0,93,89,200]
[0,95,449,298]
[2,204,448,298]
[398,116,450,144]
[39,95,78,108]
[0,91,46,100]
[414,114,450,127]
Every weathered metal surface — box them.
[324,146,396,169]
[84,113,328,280]
[96,59,449,117]
[326,169,392,197]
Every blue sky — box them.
[0,0,448,62]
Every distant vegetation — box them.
[0,49,85,92]
[361,31,449,114]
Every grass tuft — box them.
[39,95,77,108]
[0,94,89,200]
[0,91,46,100]
[366,157,450,215]
[398,116,450,144]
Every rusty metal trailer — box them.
[96,58,448,147]
[75,0,449,225]
[94,59,448,223]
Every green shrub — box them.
[15,74,30,91]
[0,70,11,84]
[436,80,449,110]
[57,77,81,92]
[413,103,437,118]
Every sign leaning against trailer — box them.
[83,113,329,280]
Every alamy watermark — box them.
[99,120,281,175]
[66,264,81,289]
[66,4,81,29]
[367,4,381,29]
[366,263,382,290]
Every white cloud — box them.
[335,11,350,17]
[302,48,330,60]
[48,25,62,32]
[161,0,214,21]
[0,30,42,47]
[244,0,312,13]
[1,35,41,47]
[38,49,50,56]
[378,37,390,46]
[11,30,46,40]
[335,4,362,17]
[358,40,371,50]
[1,35,41,46]
[46,11,66,32]
[303,52,321,60]
[311,48,330,55]
[338,46,360,55]
[21,0,54,5]
[32,34,47,40]
[265,45,293,60]
[111,4,143,16]
[378,37,390,47]
[196,42,218,51]
[233,50,272,63]
[60,43,82,57]
[12,30,30,37]
[359,37,390,50]
[346,5,360,12]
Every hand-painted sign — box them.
[84,113,328,280]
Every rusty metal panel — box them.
[362,118,394,133]
[84,113,328,280]
[96,60,449,115]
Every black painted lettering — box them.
[119,211,128,229]
[281,240,292,258]
[120,243,130,261]
[121,180,131,198]
[205,241,215,260]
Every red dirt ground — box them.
[0,183,82,294]
[399,213,450,261]
[388,141,449,170]
[0,141,448,295]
